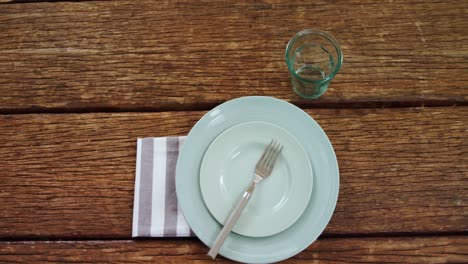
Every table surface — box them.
[0,0,467,263]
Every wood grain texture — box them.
[0,107,466,239]
[0,0,467,112]
[0,236,467,263]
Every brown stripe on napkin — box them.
[164,137,179,236]
[137,137,154,237]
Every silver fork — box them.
[207,139,283,259]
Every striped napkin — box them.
[132,137,195,237]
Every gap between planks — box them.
[1,231,467,242]
[0,99,467,115]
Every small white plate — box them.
[200,121,313,237]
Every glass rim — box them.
[285,29,343,84]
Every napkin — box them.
[132,137,195,237]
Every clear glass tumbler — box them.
[285,29,343,99]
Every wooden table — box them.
[0,0,467,263]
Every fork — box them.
[207,139,283,259]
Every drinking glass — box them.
[285,29,343,99]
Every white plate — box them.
[200,121,313,237]
[176,96,339,263]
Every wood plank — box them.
[0,107,466,239]
[0,236,467,263]
[0,0,467,111]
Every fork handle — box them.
[207,181,256,259]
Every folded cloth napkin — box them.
[132,137,195,237]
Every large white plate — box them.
[200,121,313,237]
[176,96,339,263]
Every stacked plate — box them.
[176,96,339,263]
